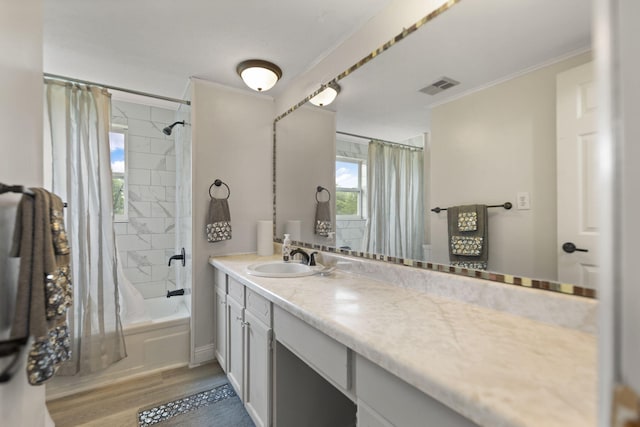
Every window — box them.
[336,158,366,218]
[109,127,128,222]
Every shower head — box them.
[163,121,185,136]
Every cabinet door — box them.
[227,296,244,399]
[244,311,272,427]
[357,401,394,427]
[214,287,227,372]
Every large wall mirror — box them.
[275,0,596,296]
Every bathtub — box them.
[46,296,191,400]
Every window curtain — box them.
[45,81,126,375]
[363,140,425,259]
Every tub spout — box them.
[168,248,186,267]
[167,289,185,298]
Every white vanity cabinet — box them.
[226,282,245,398]
[221,274,273,427]
[214,269,227,372]
[243,288,273,427]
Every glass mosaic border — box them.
[274,238,596,299]
[271,0,596,300]
[137,383,236,426]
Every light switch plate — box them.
[517,192,531,210]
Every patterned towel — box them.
[447,204,488,270]
[10,189,72,385]
[314,201,332,236]
[206,198,231,242]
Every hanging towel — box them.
[206,198,232,242]
[315,201,332,236]
[447,204,488,270]
[10,188,72,385]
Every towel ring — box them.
[316,186,331,202]
[209,179,230,200]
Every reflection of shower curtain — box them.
[363,140,424,259]
[45,81,126,374]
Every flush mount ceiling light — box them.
[309,82,341,107]
[236,59,282,92]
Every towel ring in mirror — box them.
[316,186,331,202]
[209,179,230,200]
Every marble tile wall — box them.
[175,102,192,312]
[335,219,366,251]
[112,100,178,298]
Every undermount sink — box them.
[246,261,324,278]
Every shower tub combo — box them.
[46,278,190,400]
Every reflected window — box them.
[109,126,128,222]
[336,158,365,218]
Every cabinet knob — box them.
[241,321,249,327]
[236,316,243,321]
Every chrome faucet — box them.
[289,248,318,266]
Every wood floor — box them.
[47,362,225,427]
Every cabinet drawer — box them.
[355,354,476,427]
[274,306,350,391]
[246,288,271,327]
[228,276,245,304]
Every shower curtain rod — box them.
[43,73,191,106]
[336,131,423,150]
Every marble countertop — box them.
[209,253,597,427]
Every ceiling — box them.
[332,0,592,142]
[43,0,391,103]
[44,0,592,131]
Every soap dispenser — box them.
[282,234,292,261]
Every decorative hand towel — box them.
[10,188,72,385]
[447,204,488,270]
[315,201,332,237]
[206,198,232,242]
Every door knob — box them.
[562,242,589,253]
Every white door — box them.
[556,62,599,288]
[227,297,244,399]
[244,311,272,427]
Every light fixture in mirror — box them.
[309,82,341,107]
[237,59,282,92]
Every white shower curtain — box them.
[45,81,126,374]
[363,140,425,259]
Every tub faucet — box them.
[168,248,186,267]
[289,248,319,266]
[167,289,185,298]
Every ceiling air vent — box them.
[419,76,460,95]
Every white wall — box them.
[618,0,640,401]
[430,53,591,280]
[111,100,180,298]
[0,0,50,426]
[191,79,274,357]
[276,105,336,245]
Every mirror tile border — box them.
[275,238,596,299]
[272,0,596,300]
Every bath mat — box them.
[137,382,255,427]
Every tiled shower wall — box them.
[112,100,178,298]
[175,101,192,312]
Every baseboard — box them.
[192,344,215,366]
